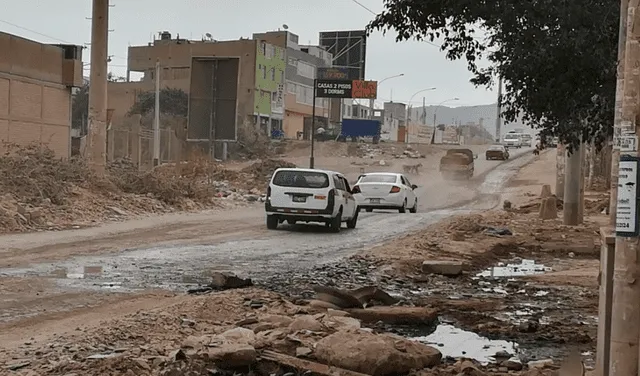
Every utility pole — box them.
[563,143,582,225]
[368,98,374,119]
[556,144,566,197]
[610,0,640,375]
[86,0,109,174]
[495,77,502,143]
[153,60,160,167]
[610,0,630,225]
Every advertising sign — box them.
[314,79,378,99]
[317,67,350,80]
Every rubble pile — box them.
[0,145,285,234]
[351,144,425,160]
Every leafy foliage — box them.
[367,0,619,150]
[71,84,89,134]
[128,88,189,118]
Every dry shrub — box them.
[107,157,215,204]
[0,143,91,205]
[235,120,274,158]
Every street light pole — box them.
[431,98,460,144]
[404,87,437,143]
[369,73,404,119]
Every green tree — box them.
[71,84,89,134]
[368,0,618,149]
[128,88,189,117]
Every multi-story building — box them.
[108,32,285,136]
[0,32,83,157]
[253,30,331,139]
[381,102,406,142]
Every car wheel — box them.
[399,200,407,213]
[286,219,297,225]
[346,208,358,229]
[330,211,342,232]
[409,199,417,213]
[266,216,278,230]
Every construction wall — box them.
[0,32,80,157]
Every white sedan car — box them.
[352,172,418,213]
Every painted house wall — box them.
[254,41,285,117]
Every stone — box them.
[207,344,257,368]
[312,285,363,309]
[540,184,552,198]
[296,347,313,357]
[221,327,256,345]
[345,306,438,325]
[315,330,441,376]
[422,260,464,276]
[321,316,361,330]
[107,206,128,216]
[182,335,210,349]
[309,299,342,311]
[539,197,558,220]
[259,314,294,327]
[169,349,187,361]
[456,360,486,376]
[326,308,351,317]
[528,359,554,369]
[288,315,325,333]
[208,272,252,290]
[503,200,512,210]
[502,360,523,371]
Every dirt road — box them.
[0,147,534,344]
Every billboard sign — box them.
[317,67,350,80]
[315,79,378,99]
[319,30,367,80]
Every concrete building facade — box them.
[381,101,406,142]
[253,30,331,139]
[0,32,83,157]
[108,33,285,137]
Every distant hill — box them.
[407,103,534,138]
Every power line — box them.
[0,18,71,43]
[350,0,442,48]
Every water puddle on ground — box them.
[412,324,518,364]
[476,259,551,278]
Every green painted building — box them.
[254,41,285,133]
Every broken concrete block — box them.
[538,196,558,220]
[540,184,552,198]
[209,272,253,290]
[421,260,464,276]
[345,306,438,325]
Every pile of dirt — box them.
[0,145,256,234]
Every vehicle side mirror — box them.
[411,184,418,189]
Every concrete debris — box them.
[314,330,442,376]
[422,260,464,276]
[539,196,558,219]
[540,184,552,198]
[209,272,253,290]
[345,306,439,325]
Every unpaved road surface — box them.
[0,147,533,326]
[0,149,534,288]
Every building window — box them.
[266,44,275,59]
[271,68,275,81]
[261,42,266,55]
[262,65,267,79]
[296,61,315,79]
[295,84,314,106]
[287,81,296,94]
[280,70,284,82]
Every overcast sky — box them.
[0,0,497,107]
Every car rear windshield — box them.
[359,174,397,183]
[489,146,503,150]
[272,170,329,188]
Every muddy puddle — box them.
[413,324,518,364]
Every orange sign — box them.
[351,80,378,99]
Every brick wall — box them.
[0,32,75,157]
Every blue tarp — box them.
[341,119,380,138]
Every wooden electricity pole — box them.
[610,0,640,375]
[86,0,109,174]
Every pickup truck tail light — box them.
[389,186,401,193]
[327,188,335,208]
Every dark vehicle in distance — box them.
[485,144,510,160]
[439,148,476,180]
